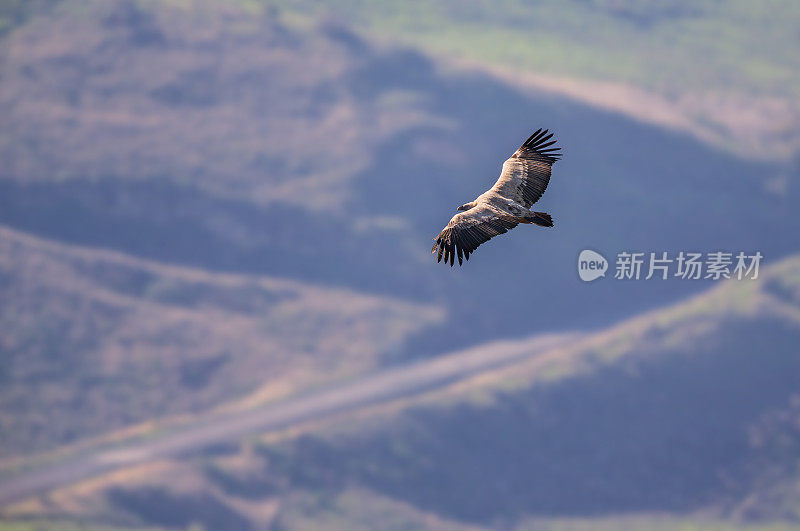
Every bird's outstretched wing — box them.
[432,205,519,266]
[489,128,561,208]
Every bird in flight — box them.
[432,128,561,266]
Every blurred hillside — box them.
[272,0,800,158]
[1,0,797,351]
[259,256,800,526]
[6,255,800,529]
[1,0,799,529]
[0,225,441,457]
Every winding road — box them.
[0,332,579,506]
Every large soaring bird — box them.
[432,128,561,266]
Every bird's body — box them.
[432,128,561,266]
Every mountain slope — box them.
[247,255,800,526]
[270,0,800,158]
[1,0,797,353]
[9,255,799,529]
[0,225,442,457]
[1,2,799,529]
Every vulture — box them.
[432,128,561,266]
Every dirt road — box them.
[0,332,578,506]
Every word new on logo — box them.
[578,250,608,282]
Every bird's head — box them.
[457,201,476,212]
